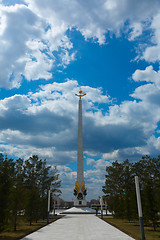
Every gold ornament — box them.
[75,90,86,99]
[81,181,85,192]
[75,181,80,193]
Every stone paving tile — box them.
[21,214,135,240]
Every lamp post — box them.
[100,196,103,219]
[105,200,107,216]
[53,196,56,216]
[135,176,145,240]
[47,188,51,224]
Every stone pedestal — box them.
[60,206,96,214]
[74,199,87,207]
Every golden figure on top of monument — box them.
[75,90,86,99]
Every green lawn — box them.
[0,216,63,240]
[102,217,160,240]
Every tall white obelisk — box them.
[74,90,87,206]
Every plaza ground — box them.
[21,214,134,240]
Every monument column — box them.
[74,90,87,206]
[77,98,84,185]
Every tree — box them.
[143,179,158,230]
[24,155,42,225]
[10,158,26,231]
[0,153,61,230]
[103,156,160,230]
[102,160,125,218]
[24,155,61,224]
[37,160,61,219]
[0,154,15,231]
[50,166,62,213]
[122,160,137,221]
[133,156,159,230]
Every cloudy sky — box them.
[1,0,160,201]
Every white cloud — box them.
[2,0,160,200]
[0,94,31,110]
[26,0,160,44]
[1,0,160,88]
[0,4,45,88]
[1,78,159,161]
[86,158,96,166]
[128,22,143,41]
[103,150,119,160]
[132,65,160,83]
[24,49,53,81]
[131,66,160,111]
[143,12,160,62]
[0,3,73,88]
[0,80,111,164]
[1,75,160,199]
[59,50,76,67]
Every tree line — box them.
[0,153,61,231]
[102,155,160,230]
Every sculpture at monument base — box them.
[74,180,87,206]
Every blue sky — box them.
[1,0,160,201]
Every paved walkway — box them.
[21,215,135,240]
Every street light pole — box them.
[53,197,56,216]
[47,188,51,224]
[105,200,107,216]
[135,176,145,240]
[100,196,103,219]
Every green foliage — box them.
[10,158,26,231]
[102,155,160,230]
[0,153,61,231]
[0,154,15,231]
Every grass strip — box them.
[101,217,160,240]
[0,216,63,240]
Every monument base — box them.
[74,199,87,207]
[60,206,96,214]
